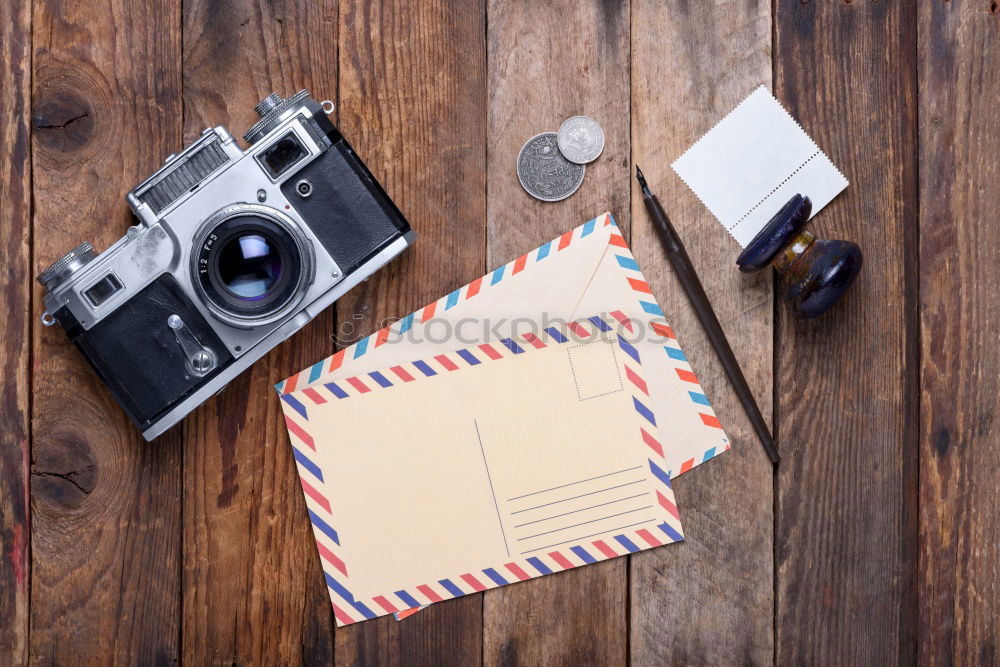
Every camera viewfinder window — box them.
[260,133,307,178]
[84,273,123,307]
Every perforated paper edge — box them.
[670,85,849,248]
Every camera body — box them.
[38,90,414,440]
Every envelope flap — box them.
[277,213,619,393]
[571,230,731,476]
[280,211,731,478]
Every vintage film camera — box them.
[38,90,415,440]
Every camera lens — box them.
[217,233,282,301]
[196,212,306,322]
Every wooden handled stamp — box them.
[736,194,863,319]
[671,88,859,319]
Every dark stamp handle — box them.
[736,194,863,319]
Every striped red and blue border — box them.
[279,313,684,626]
[276,214,617,394]
[603,231,730,474]
[277,212,727,476]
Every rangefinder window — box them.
[259,132,307,178]
[84,273,123,307]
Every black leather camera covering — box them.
[283,122,410,274]
[59,274,234,431]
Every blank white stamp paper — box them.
[671,86,848,248]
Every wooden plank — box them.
[29,0,184,662]
[482,1,631,663]
[180,0,338,663]
[773,1,919,663]
[629,1,774,663]
[0,0,32,662]
[918,2,1000,663]
[332,0,487,661]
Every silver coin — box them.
[517,132,586,202]
[557,116,605,164]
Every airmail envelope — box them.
[278,212,730,477]
[278,316,684,626]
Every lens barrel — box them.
[192,204,313,327]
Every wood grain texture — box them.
[918,2,1000,664]
[774,1,920,664]
[482,1,631,664]
[180,0,338,663]
[29,0,184,662]
[333,1,487,663]
[629,1,774,664]
[8,1,1000,662]
[0,0,31,663]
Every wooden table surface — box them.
[2,1,998,664]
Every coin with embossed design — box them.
[556,116,605,164]
[517,132,586,202]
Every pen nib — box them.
[635,165,652,196]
